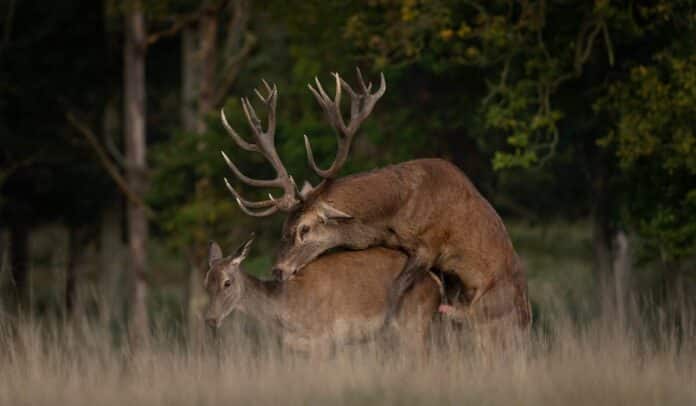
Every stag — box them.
[219,70,530,329]
[204,236,441,352]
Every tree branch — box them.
[65,112,153,216]
[146,0,230,46]
[147,12,200,46]
[0,0,16,57]
[0,153,39,186]
[213,32,256,106]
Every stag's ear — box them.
[208,241,223,268]
[299,181,315,201]
[231,233,255,264]
[318,202,353,221]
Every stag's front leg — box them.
[383,254,430,327]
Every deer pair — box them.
[204,69,531,351]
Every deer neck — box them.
[321,169,406,223]
[234,271,286,328]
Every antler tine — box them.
[221,109,258,152]
[375,72,387,97]
[309,74,349,134]
[331,73,342,115]
[336,75,361,122]
[220,80,298,217]
[261,79,272,94]
[221,151,280,188]
[303,134,327,178]
[253,88,265,103]
[226,177,279,217]
[241,97,262,131]
[304,69,387,179]
[224,178,276,208]
[356,68,374,93]
[313,77,331,105]
[356,67,369,93]
[266,84,277,139]
[345,72,386,134]
[234,198,280,217]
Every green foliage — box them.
[4,0,696,285]
[150,121,255,255]
[597,53,696,261]
[339,0,696,263]
[598,54,696,175]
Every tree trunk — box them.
[181,28,199,133]
[124,0,149,344]
[196,4,218,132]
[100,204,125,325]
[182,25,208,347]
[590,163,614,283]
[592,215,613,284]
[612,230,631,326]
[182,0,253,346]
[0,231,7,312]
[9,225,29,311]
[65,227,77,314]
[590,163,635,321]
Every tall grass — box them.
[2,222,693,404]
[1,292,694,406]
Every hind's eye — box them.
[224,280,232,288]
[298,225,310,241]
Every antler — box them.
[220,80,299,216]
[304,67,386,179]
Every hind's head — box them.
[203,235,254,329]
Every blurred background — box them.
[0,0,694,341]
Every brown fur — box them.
[204,246,440,353]
[275,158,531,328]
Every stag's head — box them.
[220,68,386,281]
[273,185,389,280]
[203,235,254,329]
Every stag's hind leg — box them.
[440,273,531,350]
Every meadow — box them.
[1,223,694,405]
[3,2,695,404]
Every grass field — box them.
[2,302,694,405]
[1,222,694,405]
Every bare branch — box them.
[146,0,230,46]
[65,112,153,216]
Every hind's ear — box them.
[231,233,255,264]
[208,241,223,268]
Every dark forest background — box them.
[1,0,694,341]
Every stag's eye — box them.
[224,280,232,288]
[298,225,310,241]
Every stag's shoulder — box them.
[394,158,462,174]
[329,158,467,197]
[388,158,469,185]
